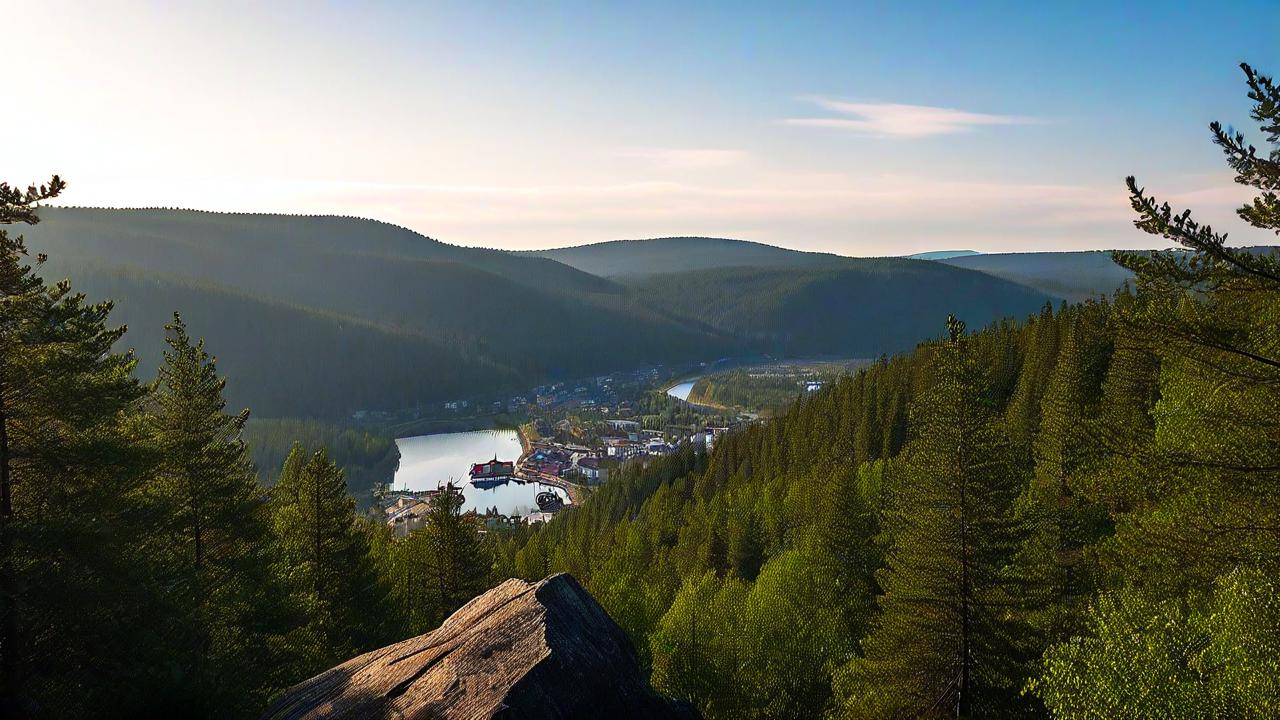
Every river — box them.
[393,429,567,516]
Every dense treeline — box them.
[502,65,1280,719]
[0,182,495,717]
[687,368,836,412]
[244,418,400,507]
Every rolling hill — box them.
[26,209,744,416]
[906,249,980,260]
[24,209,1065,419]
[526,236,844,277]
[629,262,1053,357]
[939,250,1134,301]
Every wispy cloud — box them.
[614,147,749,170]
[784,99,1038,138]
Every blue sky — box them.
[7,1,1277,254]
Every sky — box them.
[5,0,1278,255]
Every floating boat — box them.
[536,491,564,512]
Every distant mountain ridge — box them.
[907,249,980,260]
[938,250,1134,302]
[525,236,844,277]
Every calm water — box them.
[393,429,567,516]
[666,380,697,401]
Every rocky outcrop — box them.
[261,574,698,720]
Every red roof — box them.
[469,458,515,479]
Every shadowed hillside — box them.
[628,261,1054,356]
[25,209,745,416]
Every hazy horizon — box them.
[42,205,1264,258]
[10,1,1278,254]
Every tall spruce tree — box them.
[835,316,1034,719]
[269,444,389,674]
[389,488,489,633]
[1016,308,1111,641]
[0,175,157,717]
[1033,63,1280,713]
[142,313,279,715]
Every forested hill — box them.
[38,207,619,293]
[505,269,1280,717]
[939,250,1136,301]
[23,208,746,415]
[628,262,1052,357]
[23,208,1056,418]
[938,247,1279,301]
[525,236,844,277]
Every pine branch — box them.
[1123,176,1280,284]
[0,175,66,225]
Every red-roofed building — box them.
[469,457,516,480]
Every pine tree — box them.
[1004,303,1060,459]
[142,313,279,715]
[390,488,489,633]
[1034,62,1280,713]
[728,509,765,582]
[835,316,1033,719]
[0,175,156,716]
[270,445,389,674]
[1017,309,1111,641]
[704,525,729,577]
[1105,63,1280,593]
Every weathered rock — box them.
[261,574,698,720]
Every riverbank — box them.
[514,423,587,506]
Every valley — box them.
[22,207,1083,422]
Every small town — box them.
[376,375,746,536]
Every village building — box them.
[576,456,607,484]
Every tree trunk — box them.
[958,445,972,718]
[0,371,15,702]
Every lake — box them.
[393,429,568,516]
[666,380,698,401]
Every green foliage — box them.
[269,446,391,677]
[385,490,490,634]
[685,366,844,412]
[138,313,282,715]
[834,327,1034,719]
[0,175,154,717]
[246,418,399,506]
[1030,569,1280,719]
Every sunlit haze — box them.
[8,1,1276,253]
